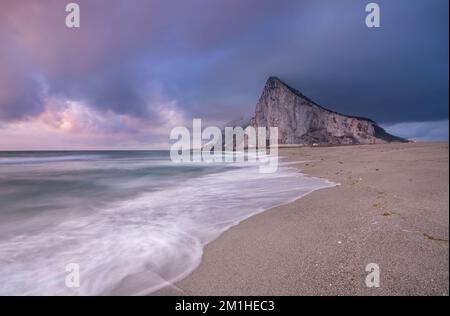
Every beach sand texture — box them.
[157,142,449,296]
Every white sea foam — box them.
[0,155,335,295]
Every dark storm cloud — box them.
[0,32,46,120]
[277,0,449,123]
[0,0,448,127]
[179,0,449,123]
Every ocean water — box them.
[0,151,335,295]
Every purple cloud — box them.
[0,0,448,149]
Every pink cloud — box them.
[0,95,188,150]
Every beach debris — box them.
[423,233,448,242]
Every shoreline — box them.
[156,142,449,296]
[147,159,337,295]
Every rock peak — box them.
[266,76,283,83]
[266,76,294,90]
[264,76,320,108]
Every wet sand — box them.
[157,142,449,296]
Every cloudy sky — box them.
[0,0,448,149]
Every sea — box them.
[0,151,335,295]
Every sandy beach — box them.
[158,142,449,296]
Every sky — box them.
[0,0,448,149]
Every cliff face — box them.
[250,77,406,145]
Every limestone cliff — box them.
[249,77,406,145]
